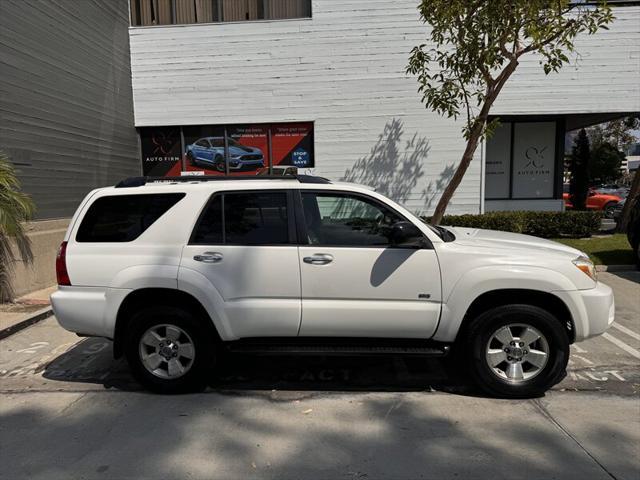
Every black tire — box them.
[187,151,197,166]
[214,154,225,172]
[463,304,569,398]
[124,306,214,394]
[603,201,617,219]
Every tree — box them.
[0,152,35,303]
[569,129,590,210]
[587,115,640,152]
[588,142,624,184]
[407,0,613,224]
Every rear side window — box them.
[76,193,185,242]
[191,191,291,245]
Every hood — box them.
[229,145,260,156]
[446,227,584,258]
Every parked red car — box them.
[563,185,622,218]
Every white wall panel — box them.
[129,1,640,215]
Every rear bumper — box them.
[51,286,131,338]
[553,281,615,342]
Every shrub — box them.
[422,210,602,238]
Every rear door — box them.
[180,189,301,338]
[296,191,441,338]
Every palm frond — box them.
[0,151,36,302]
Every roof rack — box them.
[115,174,331,188]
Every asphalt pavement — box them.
[1,272,639,479]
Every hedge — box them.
[423,211,602,238]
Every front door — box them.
[297,191,442,338]
[180,190,301,338]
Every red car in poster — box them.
[563,185,622,218]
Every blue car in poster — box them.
[185,137,264,172]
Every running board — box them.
[224,339,450,357]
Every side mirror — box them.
[389,221,427,247]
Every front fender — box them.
[433,265,576,343]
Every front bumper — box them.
[553,281,615,342]
[229,159,264,170]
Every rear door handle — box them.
[303,253,334,265]
[193,252,223,263]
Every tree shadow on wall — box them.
[342,118,455,215]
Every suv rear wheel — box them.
[463,304,569,398]
[124,306,213,393]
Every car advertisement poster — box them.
[140,122,313,176]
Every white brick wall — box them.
[129,1,640,215]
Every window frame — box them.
[294,190,432,250]
[189,189,297,246]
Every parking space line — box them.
[611,323,640,342]
[602,333,640,360]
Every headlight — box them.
[230,155,242,160]
[573,256,597,281]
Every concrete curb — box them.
[0,306,54,341]
[596,265,637,272]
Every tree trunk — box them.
[430,125,483,225]
[429,60,518,225]
[616,169,640,233]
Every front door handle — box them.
[303,253,334,265]
[193,252,223,263]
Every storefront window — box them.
[130,0,311,26]
[485,120,559,200]
[139,122,314,177]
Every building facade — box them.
[0,0,138,295]
[128,0,640,215]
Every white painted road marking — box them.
[572,344,587,353]
[602,332,640,360]
[611,323,640,342]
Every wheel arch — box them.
[113,288,220,358]
[455,289,575,345]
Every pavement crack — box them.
[57,391,90,417]
[531,398,618,480]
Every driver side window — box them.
[301,192,403,246]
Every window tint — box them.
[190,195,223,244]
[191,191,290,245]
[76,193,185,242]
[301,192,404,247]
[195,139,210,148]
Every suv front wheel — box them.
[464,304,569,398]
[124,306,213,393]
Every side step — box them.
[224,339,450,357]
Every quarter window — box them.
[76,193,185,242]
[191,191,291,245]
[301,192,404,247]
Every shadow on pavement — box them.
[609,270,640,283]
[42,337,476,396]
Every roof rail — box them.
[114,174,331,188]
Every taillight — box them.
[56,241,71,286]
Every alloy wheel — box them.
[485,323,549,383]
[139,324,196,379]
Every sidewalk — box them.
[0,285,56,335]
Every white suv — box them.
[52,175,614,397]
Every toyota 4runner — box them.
[52,175,615,397]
